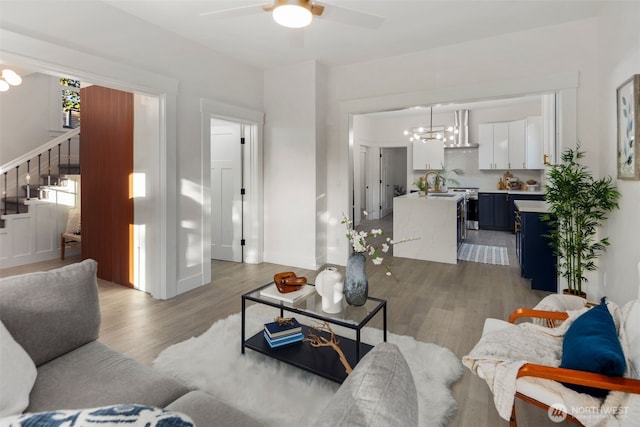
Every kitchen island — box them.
[393,192,465,264]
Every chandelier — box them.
[0,69,22,92]
[403,106,458,143]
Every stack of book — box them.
[263,317,303,349]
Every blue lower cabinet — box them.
[517,210,557,292]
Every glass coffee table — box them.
[241,282,387,384]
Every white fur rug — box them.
[153,304,463,427]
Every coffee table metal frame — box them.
[241,282,387,383]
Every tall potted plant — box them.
[542,146,621,297]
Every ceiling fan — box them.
[200,0,385,30]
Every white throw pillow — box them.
[0,320,37,417]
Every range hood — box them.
[444,110,478,149]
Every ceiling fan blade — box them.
[199,3,268,18]
[319,2,385,29]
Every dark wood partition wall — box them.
[80,86,134,287]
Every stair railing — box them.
[0,127,80,215]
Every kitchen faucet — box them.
[424,171,439,193]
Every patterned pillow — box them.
[1,404,194,427]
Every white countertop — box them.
[397,192,465,202]
[479,189,546,196]
[514,200,550,213]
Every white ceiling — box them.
[101,0,605,70]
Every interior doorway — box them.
[356,146,407,221]
[379,147,406,218]
[210,118,243,262]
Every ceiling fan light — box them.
[272,4,313,28]
[0,79,9,92]
[2,69,22,86]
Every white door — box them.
[211,119,242,262]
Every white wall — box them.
[133,93,161,297]
[263,60,322,269]
[315,63,328,268]
[0,73,51,163]
[597,2,640,304]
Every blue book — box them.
[264,318,302,339]
[263,331,304,348]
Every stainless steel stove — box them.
[450,187,479,230]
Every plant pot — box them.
[562,288,587,299]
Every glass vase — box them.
[344,253,368,306]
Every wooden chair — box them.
[60,207,81,260]
[505,307,640,426]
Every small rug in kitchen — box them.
[154,304,463,427]
[457,243,509,265]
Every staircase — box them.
[1,128,81,218]
[0,128,81,267]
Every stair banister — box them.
[14,166,19,214]
[0,127,80,175]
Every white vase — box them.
[314,267,344,314]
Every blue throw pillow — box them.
[560,297,626,397]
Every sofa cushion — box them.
[0,259,101,366]
[166,391,267,427]
[0,320,37,417]
[27,341,189,412]
[312,342,418,427]
[3,404,194,427]
[560,298,626,397]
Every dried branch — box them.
[303,321,352,375]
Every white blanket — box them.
[462,303,634,427]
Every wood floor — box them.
[1,223,566,426]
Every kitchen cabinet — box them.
[478,192,509,230]
[508,193,545,231]
[479,118,545,170]
[526,116,545,169]
[412,139,444,170]
[478,122,508,170]
[515,205,557,292]
[480,192,545,231]
[508,120,526,169]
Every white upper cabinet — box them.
[508,120,526,169]
[479,119,545,170]
[526,116,545,169]
[412,140,444,170]
[479,122,509,169]
[478,123,494,169]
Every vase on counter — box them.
[344,253,368,306]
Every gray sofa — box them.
[0,260,418,426]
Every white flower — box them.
[341,211,415,279]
